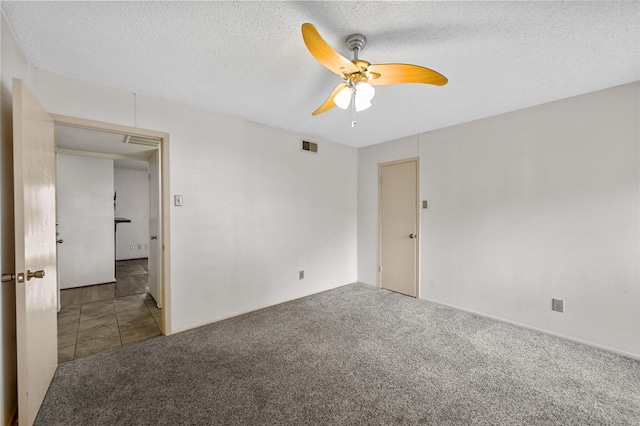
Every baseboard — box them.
[356,281,378,288]
[420,297,640,361]
[60,278,117,290]
[170,282,357,335]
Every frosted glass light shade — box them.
[354,82,375,111]
[357,82,375,101]
[334,86,353,109]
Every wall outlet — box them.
[552,298,564,313]
[144,244,148,249]
[137,244,142,249]
[129,244,135,250]
[299,270,304,280]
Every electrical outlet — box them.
[137,244,142,250]
[552,298,564,313]
[299,270,304,280]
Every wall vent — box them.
[301,140,318,153]
[124,135,162,147]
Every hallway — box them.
[57,259,162,363]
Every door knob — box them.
[150,235,158,240]
[26,269,45,281]
[56,239,64,244]
[409,234,416,239]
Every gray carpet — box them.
[36,283,640,425]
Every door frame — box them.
[378,157,420,298]
[50,113,172,334]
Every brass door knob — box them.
[56,239,64,244]
[150,235,158,240]
[409,234,416,239]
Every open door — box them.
[148,150,162,311]
[13,79,58,425]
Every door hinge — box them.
[379,176,383,184]
[378,266,382,272]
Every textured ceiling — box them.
[3,1,639,148]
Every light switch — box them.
[174,195,183,206]
[422,200,428,209]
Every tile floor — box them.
[60,258,150,306]
[57,258,162,363]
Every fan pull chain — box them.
[351,87,357,127]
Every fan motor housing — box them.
[346,33,366,54]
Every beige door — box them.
[380,159,418,297]
[148,150,162,312]
[13,79,58,426]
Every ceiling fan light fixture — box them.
[334,86,353,109]
[354,82,375,111]
[357,82,375,101]
[302,23,448,120]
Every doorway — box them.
[11,80,170,424]
[379,158,419,297]
[52,116,169,362]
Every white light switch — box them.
[174,195,183,206]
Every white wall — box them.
[57,154,115,288]
[359,82,640,358]
[114,166,149,260]
[26,68,358,333]
[0,11,29,425]
[135,95,358,331]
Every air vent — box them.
[124,135,161,147]
[302,140,318,153]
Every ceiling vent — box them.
[301,140,318,153]
[123,135,162,147]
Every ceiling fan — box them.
[301,23,448,126]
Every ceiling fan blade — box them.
[302,23,359,76]
[367,63,448,86]
[312,82,348,116]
